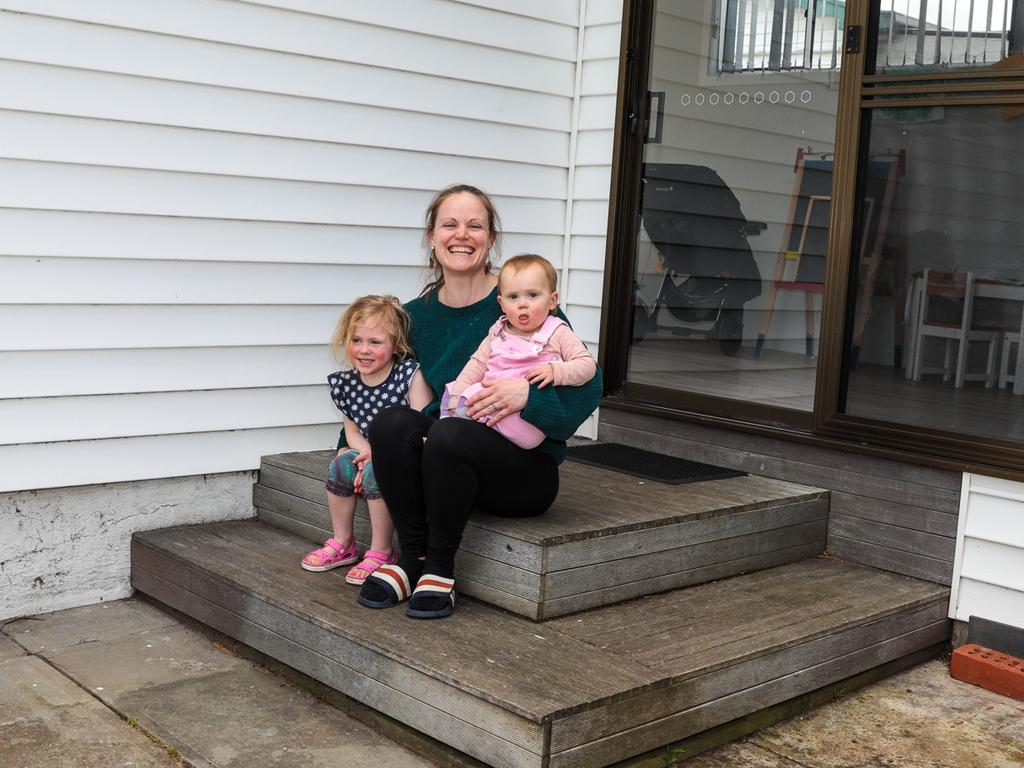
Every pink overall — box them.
[441,316,566,449]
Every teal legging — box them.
[325,449,380,500]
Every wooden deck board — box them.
[131,556,547,768]
[547,603,949,754]
[131,519,949,768]
[256,452,828,619]
[261,451,826,545]
[133,521,655,720]
[545,557,945,675]
[548,621,948,768]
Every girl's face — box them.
[347,320,395,382]
[428,192,494,277]
[498,263,558,333]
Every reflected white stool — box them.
[998,313,1024,395]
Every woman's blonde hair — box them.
[420,183,502,298]
[329,295,414,364]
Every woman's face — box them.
[428,192,494,277]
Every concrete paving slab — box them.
[0,655,176,768]
[28,600,433,768]
[41,623,244,696]
[113,662,433,768]
[684,659,1024,768]
[3,599,179,653]
[0,634,25,661]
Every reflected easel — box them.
[755,150,903,361]
[755,151,833,357]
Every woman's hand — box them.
[465,378,529,424]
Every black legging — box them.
[368,407,559,577]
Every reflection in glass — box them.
[626,1,844,412]
[874,1,1024,73]
[843,105,1024,443]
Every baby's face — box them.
[498,264,558,333]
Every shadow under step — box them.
[255,450,830,620]
[131,521,949,768]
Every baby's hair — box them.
[329,295,413,364]
[498,254,558,293]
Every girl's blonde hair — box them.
[329,295,414,364]
[498,254,558,293]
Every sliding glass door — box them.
[823,0,1024,459]
[605,0,1024,471]
[617,0,847,422]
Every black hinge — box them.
[625,46,635,63]
[845,25,862,54]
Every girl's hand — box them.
[526,363,555,388]
[352,448,370,493]
[466,378,528,424]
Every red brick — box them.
[951,643,1024,702]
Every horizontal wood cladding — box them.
[0,386,335,445]
[1,63,566,162]
[599,410,962,584]
[0,258,425,306]
[0,347,328,399]
[0,210,564,266]
[0,425,336,493]
[0,111,568,198]
[951,475,1024,627]
[0,0,613,489]
[131,519,949,768]
[0,305,340,351]
[1,161,568,231]
[0,7,575,102]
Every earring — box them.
[428,244,436,269]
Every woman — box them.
[356,184,602,619]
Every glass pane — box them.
[627,0,845,412]
[874,1,1024,74]
[843,104,1024,443]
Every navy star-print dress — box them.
[328,358,420,436]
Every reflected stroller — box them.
[634,164,763,356]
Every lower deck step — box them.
[131,521,949,768]
[255,450,829,619]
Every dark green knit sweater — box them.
[339,287,601,464]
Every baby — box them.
[442,254,596,449]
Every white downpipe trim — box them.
[559,0,588,307]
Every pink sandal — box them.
[301,538,358,572]
[345,549,398,585]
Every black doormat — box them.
[567,443,746,485]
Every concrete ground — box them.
[1,599,1022,768]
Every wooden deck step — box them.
[131,521,949,768]
[255,450,830,619]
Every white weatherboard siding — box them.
[950,474,1024,631]
[0,0,605,492]
[565,0,624,436]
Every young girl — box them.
[302,295,432,584]
[442,254,596,449]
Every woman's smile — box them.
[430,192,493,274]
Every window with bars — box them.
[875,0,1022,71]
[714,0,1022,74]
[714,0,846,73]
